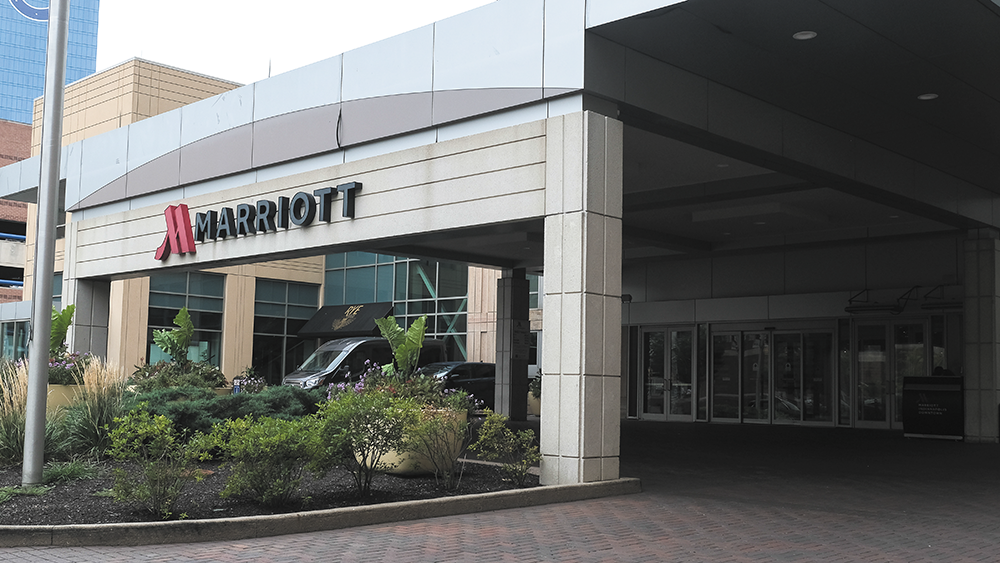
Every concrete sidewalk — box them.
[3,420,1000,561]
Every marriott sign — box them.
[155,182,362,261]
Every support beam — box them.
[495,268,529,421]
[540,112,623,485]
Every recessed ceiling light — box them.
[917,93,938,101]
[721,232,731,236]
[793,31,817,41]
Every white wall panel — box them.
[78,127,129,204]
[343,27,433,101]
[180,84,255,146]
[433,0,544,91]
[544,0,585,90]
[253,56,342,121]
[126,110,181,173]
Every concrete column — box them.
[63,277,110,358]
[61,220,110,358]
[221,268,255,383]
[495,268,529,421]
[540,111,622,484]
[107,277,150,370]
[963,229,1000,443]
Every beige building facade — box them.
[4,0,1000,487]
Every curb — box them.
[0,478,642,547]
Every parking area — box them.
[4,420,1000,561]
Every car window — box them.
[297,346,348,373]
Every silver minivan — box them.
[281,336,447,390]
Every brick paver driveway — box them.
[3,421,999,562]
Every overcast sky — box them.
[96,0,493,85]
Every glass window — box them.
[325,253,345,269]
[149,272,187,294]
[437,262,467,298]
[189,273,224,297]
[325,270,345,306]
[147,272,226,367]
[251,279,320,385]
[346,251,377,267]
[323,254,471,361]
[376,265,394,302]
[345,267,376,304]
[408,260,436,300]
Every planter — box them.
[47,384,83,413]
[213,387,232,397]
[367,409,469,476]
[527,393,540,416]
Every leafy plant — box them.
[50,305,76,358]
[375,315,427,379]
[210,416,321,507]
[469,410,540,488]
[107,407,203,519]
[152,308,194,363]
[314,388,420,497]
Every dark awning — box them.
[296,302,394,339]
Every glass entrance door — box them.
[641,327,695,420]
[742,333,770,421]
[856,321,927,429]
[709,329,834,424]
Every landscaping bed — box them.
[0,458,537,526]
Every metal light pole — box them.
[22,0,71,487]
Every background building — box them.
[0,0,99,124]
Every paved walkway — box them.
[3,420,1000,562]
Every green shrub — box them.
[469,410,540,488]
[107,408,202,519]
[210,416,321,507]
[315,388,420,497]
[130,361,227,393]
[136,385,323,438]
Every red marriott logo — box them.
[155,204,197,261]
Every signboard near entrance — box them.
[901,376,964,440]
